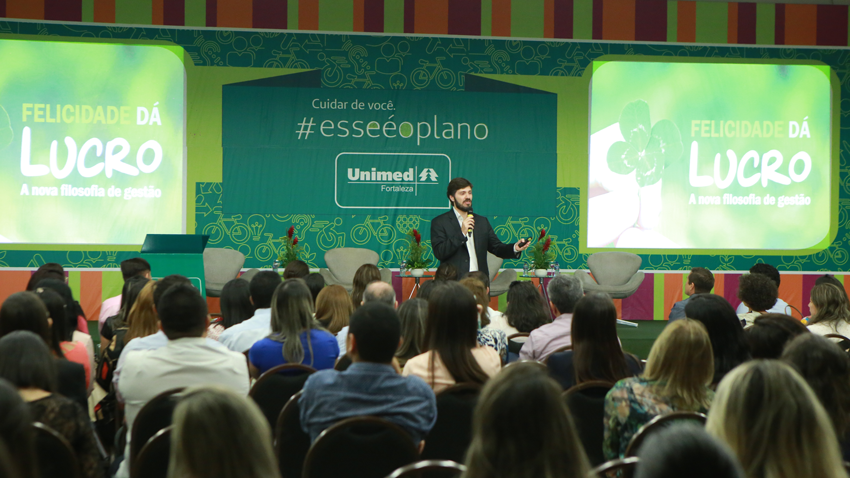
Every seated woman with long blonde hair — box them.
[603,319,714,459]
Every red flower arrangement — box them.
[278,225,302,266]
[529,229,555,270]
[405,228,430,270]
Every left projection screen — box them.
[0,40,185,245]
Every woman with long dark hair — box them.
[100,276,150,352]
[684,294,751,385]
[350,264,381,310]
[208,279,256,341]
[548,292,642,390]
[395,298,427,369]
[493,281,550,335]
[403,281,501,391]
[0,378,37,478]
[33,287,92,388]
[248,279,338,376]
[807,283,850,337]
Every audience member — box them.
[519,275,582,362]
[219,271,282,353]
[460,277,507,359]
[304,272,325,304]
[434,262,458,281]
[282,260,309,280]
[33,286,92,389]
[35,279,95,379]
[300,302,436,444]
[684,294,751,385]
[100,276,149,353]
[415,279,438,301]
[0,378,37,478]
[124,280,160,345]
[603,319,714,459]
[248,279,338,376]
[337,281,398,356]
[403,282,501,392]
[807,283,850,336]
[745,314,808,359]
[735,264,789,314]
[0,331,103,478]
[462,362,591,478]
[548,292,642,390]
[116,284,250,478]
[207,278,255,341]
[737,273,779,327]
[499,280,551,336]
[463,271,508,330]
[168,386,281,478]
[669,267,714,321]
[395,298,427,369]
[351,264,381,309]
[0,292,87,410]
[25,263,64,292]
[98,258,151,331]
[707,360,846,478]
[315,285,353,335]
[634,423,744,478]
[815,274,849,305]
[782,333,850,461]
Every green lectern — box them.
[141,234,209,298]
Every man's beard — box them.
[452,197,472,213]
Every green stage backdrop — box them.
[0,22,848,274]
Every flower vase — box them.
[534,269,548,278]
[411,269,425,278]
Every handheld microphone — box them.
[467,208,473,237]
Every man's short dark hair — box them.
[749,263,781,287]
[304,273,325,304]
[688,268,714,294]
[446,177,472,199]
[153,275,192,310]
[250,271,283,309]
[349,302,401,363]
[738,273,778,312]
[363,281,395,306]
[547,275,583,314]
[158,284,208,339]
[463,271,489,290]
[120,258,151,281]
[282,260,309,279]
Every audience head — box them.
[120,257,152,281]
[32,278,78,341]
[815,275,849,306]
[745,314,808,359]
[571,292,630,384]
[687,267,715,294]
[685,294,751,384]
[547,275,583,315]
[303,273,325,304]
[348,302,401,364]
[158,284,208,340]
[707,360,845,478]
[809,283,850,327]
[362,281,396,308]
[219,279,255,329]
[315,285,353,335]
[782,333,850,437]
[738,273,779,312]
[117,275,150,322]
[153,274,192,311]
[395,298,427,361]
[248,271,282,310]
[463,271,490,291]
[644,319,714,410]
[31,287,67,355]
[464,362,590,478]
[269,279,317,364]
[0,331,57,393]
[424,281,489,385]
[434,262,458,282]
[415,280,439,301]
[504,281,550,333]
[634,423,744,478]
[351,264,381,309]
[126,281,160,343]
[282,260,309,280]
[0,292,51,348]
[459,277,489,327]
[168,386,281,478]
[25,264,64,291]
[0,379,36,478]
[749,263,781,288]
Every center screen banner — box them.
[221,85,556,217]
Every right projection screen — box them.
[587,61,833,252]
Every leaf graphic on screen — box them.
[606,100,683,187]
[0,105,12,150]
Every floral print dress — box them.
[602,377,714,460]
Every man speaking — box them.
[431,177,531,278]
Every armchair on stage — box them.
[318,248,392,292]
[574,252,645,299]
[487,253,517,297]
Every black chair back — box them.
[825,334,850,353]
[421,383,481,463]
[130,388,184,464]
[302,416,419,478]
[250,364,316,434]
[131,426,172,478]
[624,411,707,458]
[275,391,311,478]
[591,457,639,478]
[506,333,529,361]
[387,460,466,478]
[33,422,80,478]
[563,381,615,467]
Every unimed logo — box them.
[335,153,450,209]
